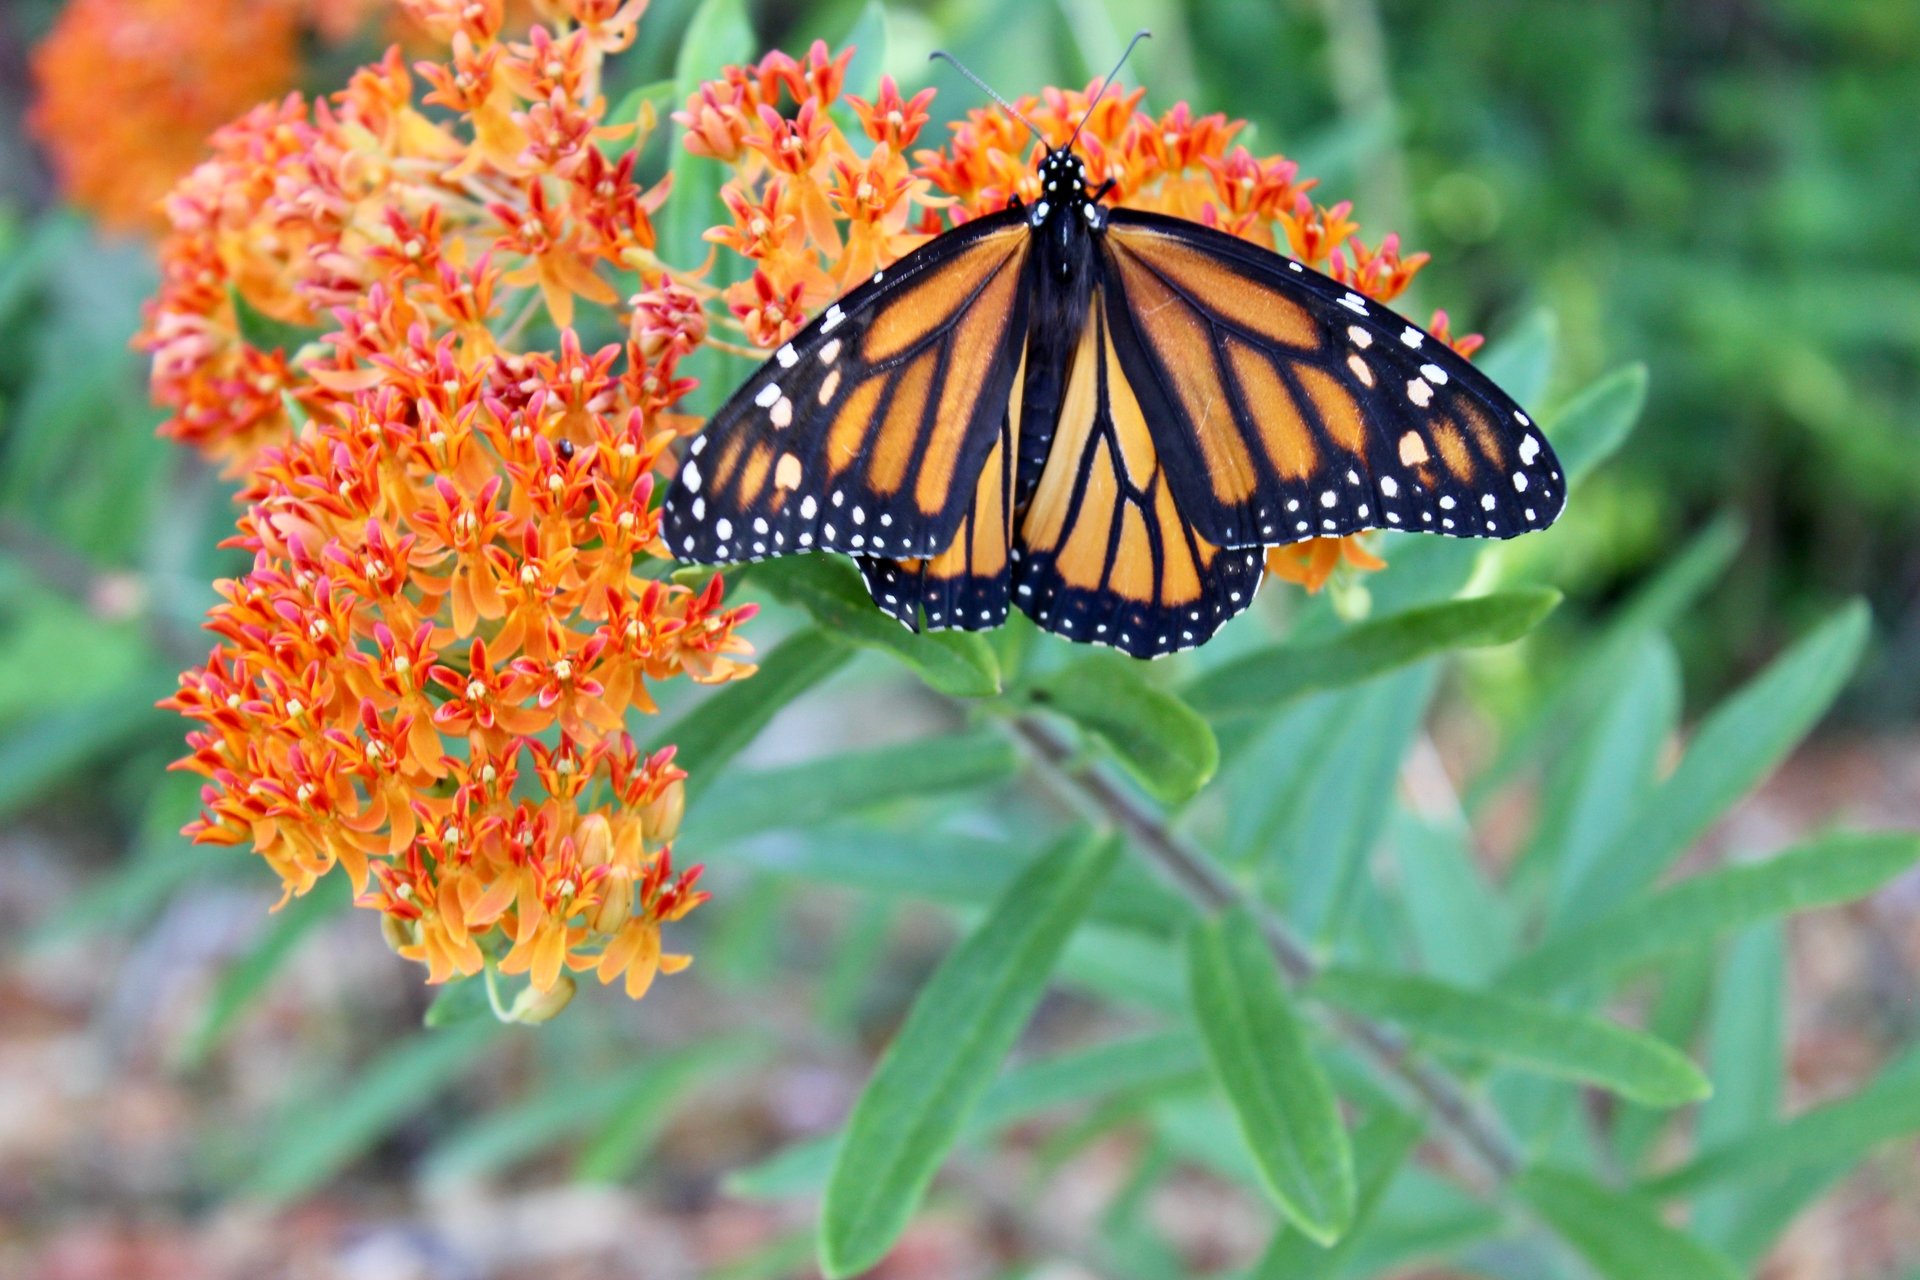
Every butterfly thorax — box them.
[1013,148,1105,505]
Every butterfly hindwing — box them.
[1099,209,1565,547]
[1013,292,1266,658]
[664,207,1032,565]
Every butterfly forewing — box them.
[664,208,1032,565]
[1099,209,1566,548]
[1013,293,1266,658]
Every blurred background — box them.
[0,0,1917,1277]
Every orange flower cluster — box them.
[682,55,1487,595]
[157,0,757,1012]
[27,0,383,233]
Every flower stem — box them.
[1008,713,1523,1186]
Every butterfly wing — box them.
[664,207,1032,565]
[856,345,1025,633]
[1099,208,1564,546]
[1013,291,1266,658]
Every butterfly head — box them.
[1030,148,1106,236]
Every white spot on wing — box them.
[776,344,798,369]
[754,383,781,408]
[681,460,701,492]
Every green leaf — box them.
[180,880,349,1067]
[574,1038,767,1181]
[1183,588,1560,718]
[1478,308,1558,408]
[818,830,1117,1277]
[1032,653,1217,803]
[663,0,756,416]
[1504,830,1920,995]
[1270,668,1435,944]
[1518,1165,1741,1280]
[1186,907,1354,1245]
[727,1030,1205,1202]
[1692,926,1787,1247]
[422,975,494,1028]
[0,684,166,822]
[228,286,324,355]
[1560,601,1870,916]
[727,826,1180,937]
[1472,513,1744,805]
[606,78,675,140]
[1390,814,1516,984]
[1528,633,1679,920]
[1311,968,1710,1106]
[1548,363,1648,484]
[839,0,892,102]
[1250,1107,1423,1280]
[246,1021,501,1203]
[680,731,1020,845]
[1641,1049,1920,1198]
[653,627,852,797]
[752,557,1001,696]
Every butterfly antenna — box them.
[1066,28,1151,152]
[927,50,1043,143]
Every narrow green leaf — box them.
[228,286,324,355]
[1273,668,1435,944]
[818,831,1117,1276]
[180,881,349,1067]
[727,826,1181,937]
[1562,601,1871,915]
[1186,907,1354,1245]
[838,0,892,103]
[1390,814,1515,984]
[1642,1049,1920,1198]
[1505,831,1920,995]
[1518,1165,1741,1280]
[1547,363,1648,483]
[663,0,755,416]
[1251,1107,1423,1280]
[663,0,753,272]
[1034,653,1217,803]
[752,556,1000,697]
[1471,512,1743,805]
[246,1021,501,1202]
[1311,968,1709,1106]
[421,974,496,1028]
[605,79,675,142]
[727,1030,1205,1202]
[1529,634,1679,920]
[0,685,166,822]
[1184,588,1559,718]
[1477,308,1557,408]
[680,731,1020,844]
[653,627,852,797]
[574,1038,766,1181]
[1692,926,1787,1247]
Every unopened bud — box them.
[590,872,633,933]
[508,973,575,1024]
[576,812,614,867]
[642,776,685,844]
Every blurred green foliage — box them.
[2,1,1918,1277]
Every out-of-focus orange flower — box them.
[28,0,304,233]
[25,0,403,234]
[157,0,758,1012]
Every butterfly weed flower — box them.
[682,61,1495,599]
[157,0,758,1013]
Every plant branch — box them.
[1008,714,1523,1186]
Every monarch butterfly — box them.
[664,39,1564,659]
